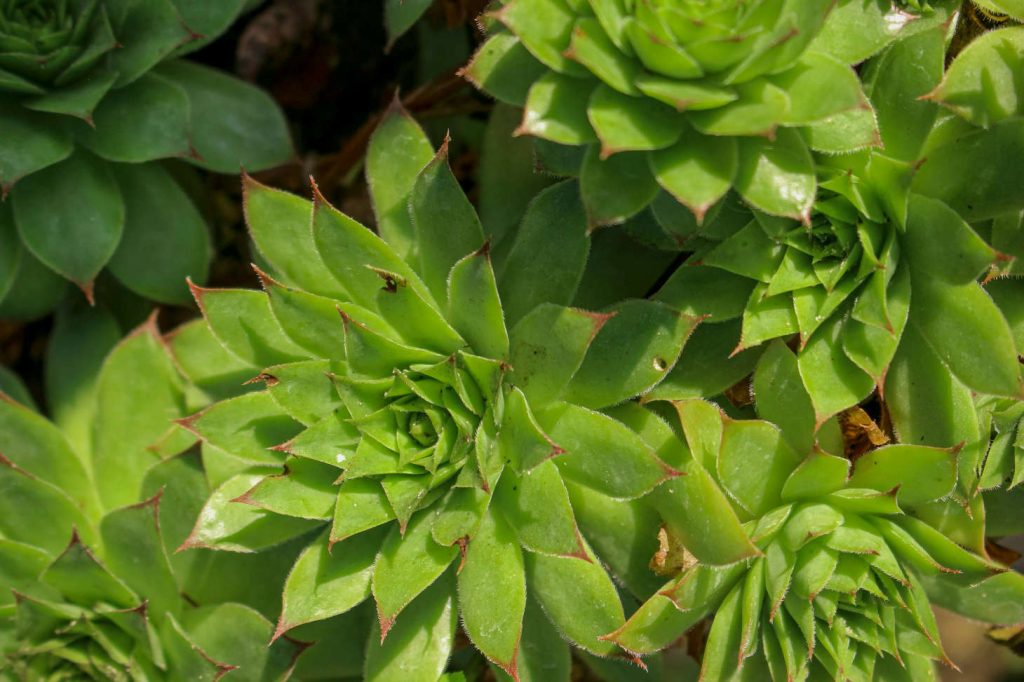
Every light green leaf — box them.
[655,265,756,322]
[928,26,1024,126]
[908,274,1022,397]
[92,320,186,510]
[913,118,1024,221]
[0,390,97,515]
[644,320,765,401]
[364,570,457,682]
[447,246,508,359]
[181,602,305,680]
[539,401,674,499]
[367,99,435,259]
[41,534,136,609]
[735,129,815,221]
[904,195,995,285]
[587,84,683,156]
[179,473,317,553]
[718,419,801,517]
[458,507,526,672]
[508,304,607,405]
[239,457,338,520]
[193,286,309,367]
[753,340,815,454]
[372,512,458,627]
[409,144,486,302]
[0,455,93,556]
[525,544,624,656]
[100,495,180,620]
[277,527,384,636]
[565,478,664,598]
[182,391,301,464]
[465,33,548,107]
[495,460,583,557]
[331,479,396,544]
[580,146,659,225]
[797,312,875,422]
[497,0,588,76]
[848,444,958,505]
[499,181,589,327]
[242,175,345,299]
[567,299,698,409]
[862,26,944,161]
[649,128,737,220]
[494,597,572,682]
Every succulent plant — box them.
[166,102,696,679]
[0,0,292,317]
[0,363,306,680]
[463,0,959,226]
[602,353,1024,680]
[643,25,1024,439]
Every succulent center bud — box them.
[406,411,439,447]
[1,0,75,52]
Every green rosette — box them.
[463,0,957,226]
[168,102,697,680]
[603,364,1024,681]
[0,0,292,314]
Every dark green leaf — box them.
[11,150,124,292]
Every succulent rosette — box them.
[168,104,696,680]
[600,354,1024,680]
[0,0,292,317]
[463,0,957,226]
[644,25,1024,443]
[0,368,305,680]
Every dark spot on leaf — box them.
[652,356,668,372]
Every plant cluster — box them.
[2,1,1024,681]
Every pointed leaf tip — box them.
[250,263,281,290]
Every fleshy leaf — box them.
[276,527,385,637]
[540,401,674,499]
[409,143,486,303]
[847,444,958,506]
[243,175,345,299]
[509,304,608,405]
[180,474,317,553]
[525,544,624,656]
[367,99,435,259]
[364,570,457,682]
[495,460,584,557]
[447,245,509,359]
[458,507,526,673]
[11,149,124,293]
[566,300,699,409]
[372,512,458,630]
[499,181,590,327]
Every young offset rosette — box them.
[0,0,291,316]
[600,350,1024,680]
[464,0,955,226]
[174,105,697,680]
